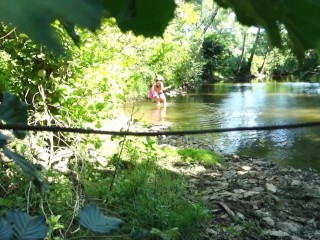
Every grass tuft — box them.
[177,148,223,166]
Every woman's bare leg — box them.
[154,97,160,105]
[160,95,166,105]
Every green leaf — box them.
[0,0,104,53]
[2,146,39,181]
[78,204,123,234]
[5,211,48,240]
[0,219,13,240]
[0,133,9,147]
[104,0,176,36]
[0,92,28,139]
[61,20,81,45]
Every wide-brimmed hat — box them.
[156,75,165,81]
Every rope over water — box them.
[1,121,320,136]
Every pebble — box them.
[263,217,275,227]
[265,230,290,237]
[265,182,278,193]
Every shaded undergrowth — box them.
[0,134,223,239]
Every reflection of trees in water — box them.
[232,129,292,159]
[278,128,320,171]
[233,128,320,171]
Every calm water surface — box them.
[123,82,320,171]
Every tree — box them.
[246,28,261,75]
[201,34,230,82]
[298,50,319,80]
[0,0,319,60]
[214,0,320,60]
[255,32,275,75]
[236,27,262,81]
[196,5,220,53]
[236,29,247,76]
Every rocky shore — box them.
[156,134,320,240]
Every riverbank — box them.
[156,133,320,239]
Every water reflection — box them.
[123,82,320,171]
[149,105,167,124]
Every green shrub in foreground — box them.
[111,162,210,239]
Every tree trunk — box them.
[197,7,219,53]
[246,28,261,77]
[236,30,247,76]
[259,49,268,74]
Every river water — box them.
[123,81,320,171]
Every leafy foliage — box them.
[104,0,176,37]
[0,92,45,191]
[214,0,320,59]
[0,0,176,53]
[2,0,319,60]
[0,0,103,53]
[201,34,230,82]
[2,210,48,240]
[0,92,27,139]
[2,147,39,182]
[298,50,319,80]
[78,204,123,234]
[0,205,126,239]
[0,133,9,147]
[0,219,12,240]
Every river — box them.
[123,81,320,171]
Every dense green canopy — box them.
[0,0,319,59]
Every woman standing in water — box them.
[150,75,166,105]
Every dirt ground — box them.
[181,155,320,239]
